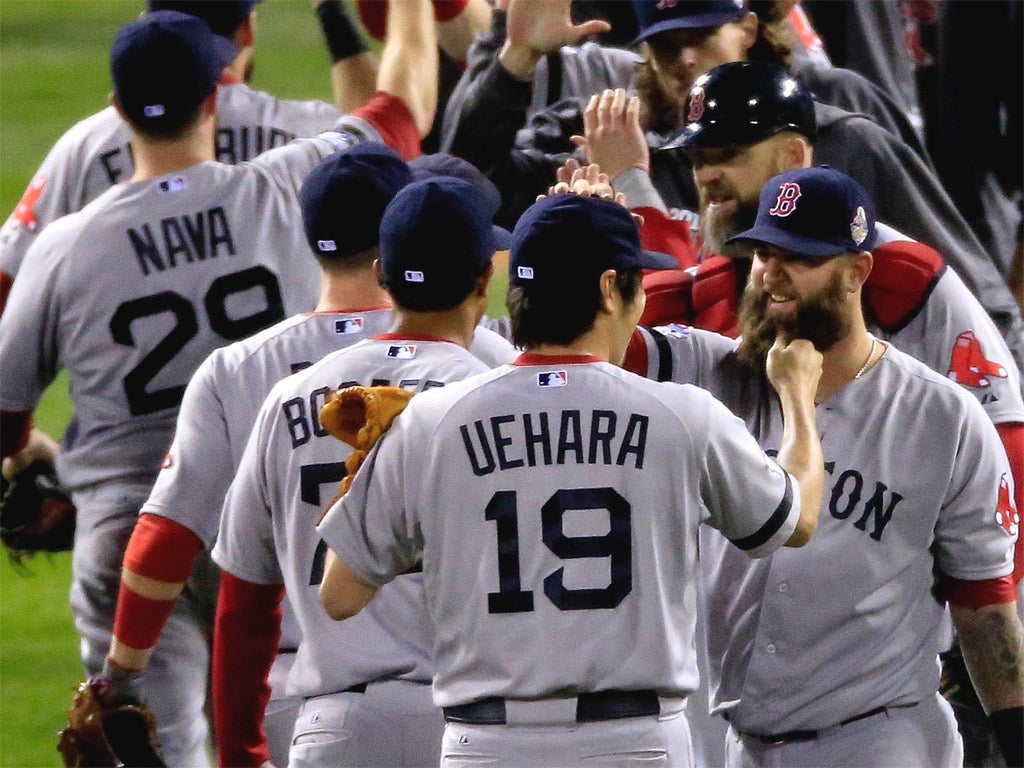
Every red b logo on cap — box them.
[769,183,801,217]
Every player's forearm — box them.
[950,601,1024,712]
[775,395,824,547]
[436,0,490,64]
[320,549,379,620]
[377,0,438,138]
[313,0,380,113]
[108,514,203,669]
[213,572,283,768]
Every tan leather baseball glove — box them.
[319,385,414,498]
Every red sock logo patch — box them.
[947,331,1008,388]
[994,474,1019,537]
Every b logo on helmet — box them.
[657,0,679,9]
[769,183,801,217]
[688,88,706,122]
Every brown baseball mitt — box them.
[319,385,414,497]
[57,677,165,768]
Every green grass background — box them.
[0,2,509,765]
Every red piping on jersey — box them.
[218,71,242,86]
[214,572,283,768]
[122,513,203,583]
[306,305,390,315]
[512,352,602,366]
[0,410,32,459]
[374,332,459,344]
[995,422,1024,585]
[936,573,1017,608]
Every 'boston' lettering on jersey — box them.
[460,409,649,476]
[128,206,235,276]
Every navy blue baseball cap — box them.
[631,0,748,45]
[379,177,512,298]
[408,153,502,216]
[510,195,678,287]
[300,143,415,259]
[726,166,877,257]
[111,10,236,128]
[147,0,259,38]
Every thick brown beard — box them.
[698,195,760,259]
[737,269,850,369]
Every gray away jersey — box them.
[1,82,342,279]
[634,325,1016,734]
[213,336,493,698]
[0,116,381,490]
[317,358,801,708]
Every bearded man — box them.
[627,166,1024,768]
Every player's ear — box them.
[845,250,873,293]
[598,269,619,314]
[474,260,495,299]
[372,258,386,286]
[738,11,759,52]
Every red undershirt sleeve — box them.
[213,571,284,768]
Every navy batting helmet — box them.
[667,61,817,149]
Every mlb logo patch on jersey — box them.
[157,175,188,193]
[387,344,417,359]
[335,317,364,335]
[538,370,567,387]
[654,323,691,339]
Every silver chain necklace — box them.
[854,336,879,380]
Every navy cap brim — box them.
[211,33,238,70]
[631,12,746,45]
[725,226,852,258]
[639,249,679,269]
[491,225,512,252]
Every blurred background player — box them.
[0,4,438,764]
[212,175,512,767]
[316,191,826,767]
[629,166,1024,768]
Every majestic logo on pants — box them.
[947,330,1008,388]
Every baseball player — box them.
[0,5,438,766]
[100,143,412,768]
[211,175,512,767]
[0,0,376,307]
[630,167,1024,768]
[315,192,827,767]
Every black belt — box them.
[735,703,916,745]
[443,690,660,725]
[342,682,368,694]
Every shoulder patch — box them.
[994,474,1019,538]
[947,331,1009,389]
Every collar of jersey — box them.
[374,332,458,344]
[219,71,242,85]
[512,352,602,366]
[305,305,390,315]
